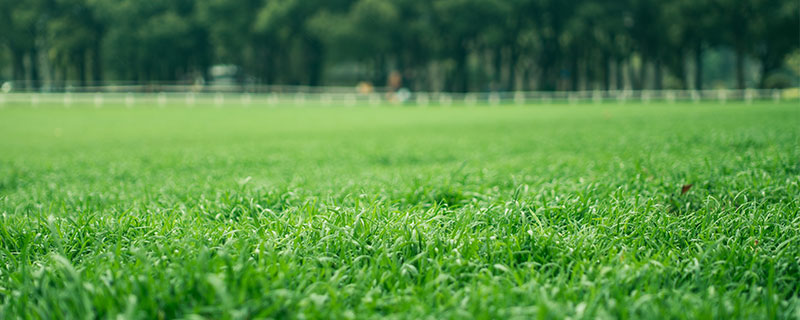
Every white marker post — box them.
[542,93,552,104]
[666,91,676,104]
[489,93,500,106]
[185,92,196,107]
[568,92,577,105]
[293,93,306,106]
[439,94,452,106]
[465,93,477,106]
[416,93,429,106]
[241,93,252,106]
[320,94,332,106]
[93,93,104,108]
[156,92,167,108]
[125,93,135,108]
[514,92,525,105]
[369,93,381,106]
[157,92,167,107]
[63,93,72,107]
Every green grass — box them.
[0,102,799,319]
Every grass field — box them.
[1,101,799,319]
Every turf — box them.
[0,101,799,319]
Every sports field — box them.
[0,102,798,319]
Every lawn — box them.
[0,101,798,319]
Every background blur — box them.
[0,0,798,93]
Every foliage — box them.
[1,0,797,90]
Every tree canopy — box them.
[0,0,797,91]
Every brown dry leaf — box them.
[681,184,693,195]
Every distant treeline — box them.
[0,0,798,92]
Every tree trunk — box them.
[538,62,553,91]
[11,49,26,89]
[602,54,610,91]
[493,48,502,90]
[508,47,518,91]
[454,47,469,92]
[570,55,579,91]
[79,50,88,86]
[92,40,103,84]
[677,50,688,89]
[638,56,647,90]
[694,44,703,90]
[758,54,781,89]
[735,46,745,89]
[29,48,40,89]
[654,58,662,90]
[307,40,324,86]
[616,58,624,90]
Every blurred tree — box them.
[308,0,402,84]
[673,0,719,90]
[47,0,105,85]
[713,0,755,89]
[0,0,47,87]
[432,0,511,92]
[196,0,263,82]
[750,0,799,88]
[254,0,351,85]
[0,0,796,90]
[99,0,210,82]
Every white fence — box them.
[0,87,797,108]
